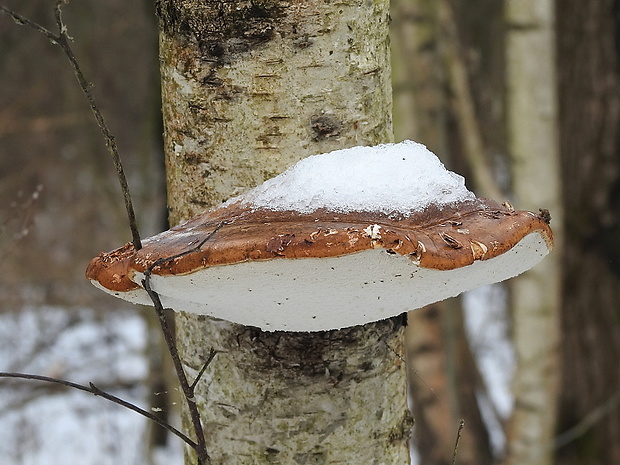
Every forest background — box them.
[0,1,618,464]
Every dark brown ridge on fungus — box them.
[86,198,554,294]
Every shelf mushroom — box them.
[86,141,553,331]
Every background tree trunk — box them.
[503,1,562,464]
[390,1,500,463]
[392,0,563,463]
[556,1,620,463]
[155,1,411,463]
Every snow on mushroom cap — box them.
[230,140,476,215]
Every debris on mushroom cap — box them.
[86,141,554,331]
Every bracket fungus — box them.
[87,141,553,331]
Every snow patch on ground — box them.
[0,306,182,465]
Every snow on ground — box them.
[0,306,182,465]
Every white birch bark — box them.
[504,1,562,464]
[156,1,411,463]
[158,0,393,223]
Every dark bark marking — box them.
[155,0,289,61]
[310,114,342,140]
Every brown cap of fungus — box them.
[86,198,552,331]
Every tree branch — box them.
[1,3,221,462]
[554,388,620,450]
[451,419,465,465]
[142,275,211,465]
[191,348,218,392]
[437,0,504,200]
[0,1,142,250]
[0,371,197,450]
[138,220,228,464]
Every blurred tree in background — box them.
[556,1,620,464]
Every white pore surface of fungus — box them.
[109,231,549,331]
[233,140,476,214]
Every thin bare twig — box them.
[0,2,142,250]
[139,219,228,464]
[0,371,197,449]
[146,221,229,273]
[554,388,620,450]
[1,3,219,462]
[384,340,436,396]
[191,349,218,392]
[451,419,465,465]
[142,275,211,465]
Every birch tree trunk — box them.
[504,1,562,464]
[155,1,411,463]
